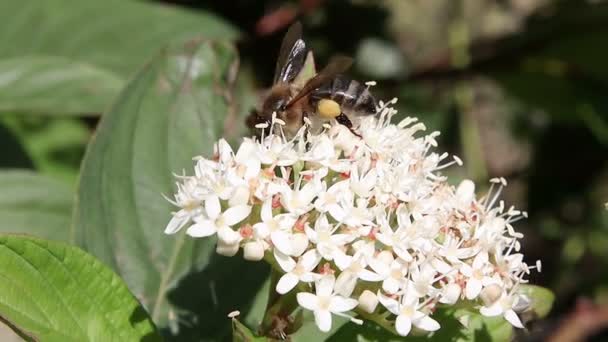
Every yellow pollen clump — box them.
[317,99,341,119]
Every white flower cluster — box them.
[164,101,539,336]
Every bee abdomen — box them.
[312,75,377,116]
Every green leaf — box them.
[517,285,555,319]
[72,39,267,339]
[0,170,72,242]
[0,234,161,341]
[0,56,122,114]
[0,0,238,114]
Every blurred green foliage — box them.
[0,0,606,341]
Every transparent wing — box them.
[274,22,307,84]
[286,55,353,107]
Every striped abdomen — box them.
[310,75,377,116]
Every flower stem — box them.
[354,308,399,336]
[259,254,301,337]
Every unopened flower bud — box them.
[480,284,503,306]
[456,179,475,205]
[216,240,239,257]
[358,290,378,313]
[218,226,241,245]
[290,233,309,256]
[243,241,265,261]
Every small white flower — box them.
[314,180,348,214]
[280,179,320,216]
[258,135,298,166]
[334,252,382,296]
[297,275,358,332]
[274,249,321,294]
[378,291,440,336]
[460,253,494,300]
[305,214,354,261]
[164,179,204,234]
[369,258,408,294]
[349,165,377,198]
[409,262,439,298]
[479,291,525,329]
[186,195,251,238]
[437,234,477,264]
[253,198,298,255]
[328,192,374,230]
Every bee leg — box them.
[335,113,362,138]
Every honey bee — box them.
[247,21,378,138]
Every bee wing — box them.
[274,21,307,84]
[286,55,353,107]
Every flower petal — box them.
[274,249,296,272]
[290,233,309,256]
[358,269,384,282]
[164,210,189,234]
[480,303,503,317]
[395,315,412,336]
[205,195,221,219]
[223,205,252,226]
[300,249,321,271]
[253,222,269,239]
[369,258,390,276]
[465,278,482,300]
[314,309,332,332]
[329,296,358,313]
[504,309,524,329]
[271,230,293,255]
[315,275,335,297]
[473,252,488,268]
[383,277,401,294]
[377,292,400,315]
[186,221,216,237]
[276,273,299,294]
[297,292,318,311]
[335,271,357,297]
[414,315,440,332]
[261,198,273,222]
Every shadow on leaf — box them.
[164,252,269,341]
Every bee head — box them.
[262,85,291,115]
